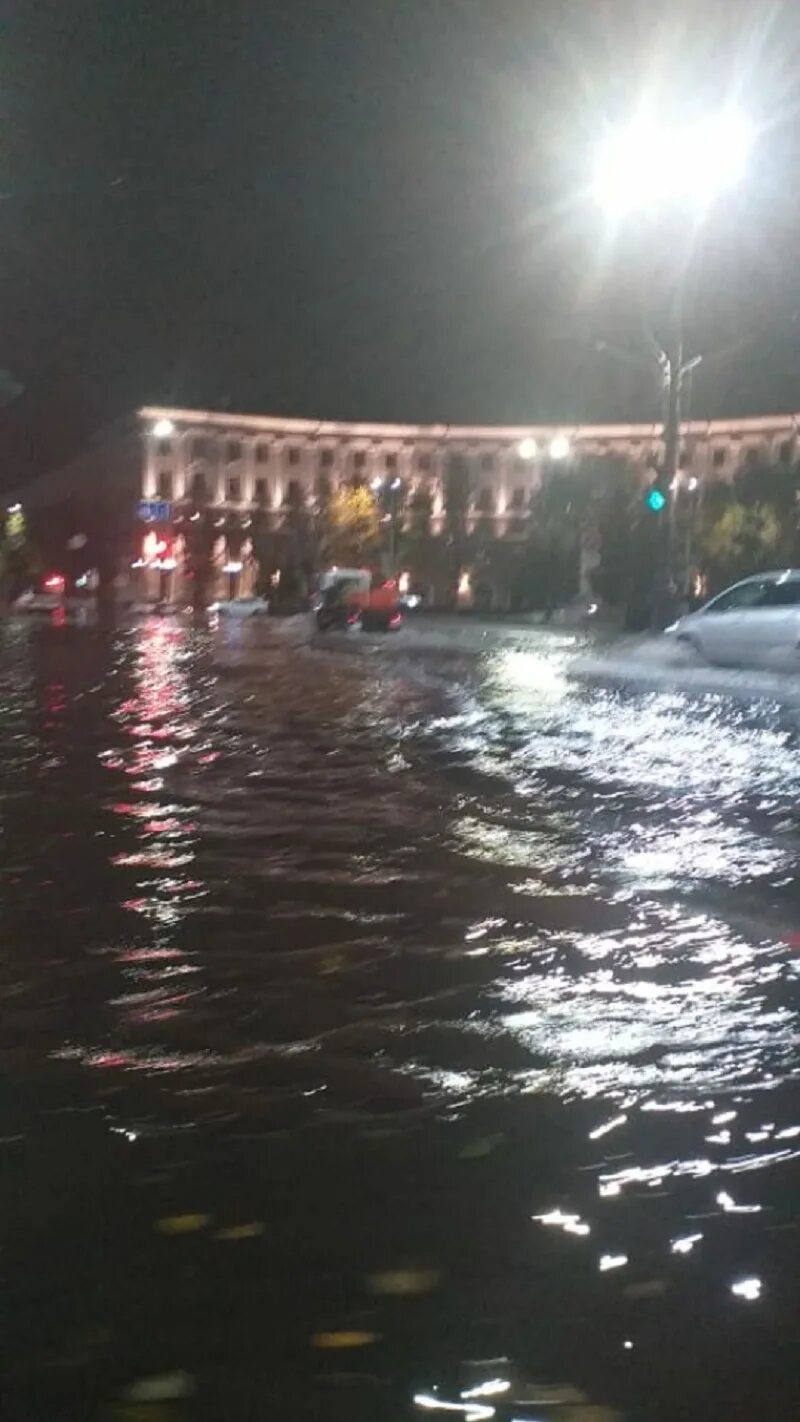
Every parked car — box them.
[666,569,800,668]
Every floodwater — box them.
[3,614,800,1421]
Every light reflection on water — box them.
[3,617,800,1421]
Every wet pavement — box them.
[3,613,800,1420]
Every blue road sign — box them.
[138,499,172,523]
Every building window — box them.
[254,477,268,503]
[189,471,208,502]
[320,448,334,468]
[475,487,494,514]
[157,471,173,500]
[227,475,241,502]
[287,446,300,465]
[285,478,303,506]
[480,452,495,472]
[157,439,171,457]
[712,447,726,468]
[256,443,270,463]
[353,450,366,471]
[385,451,397,471]
[227,438,241,462]
[744,446,760,468]
[678,449,691,469]
[779,438,794,464]
[192,436,209,459]
[509,486,525,510]
[315,473,332,503]
[417,453,431,472]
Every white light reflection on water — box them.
[731,1276,762,1301]
[421,634,800,1376]
[671,1233,703,1254]
[598,1253,628,1271]
[533,1208,591,1236]
[414,1393,495,1420]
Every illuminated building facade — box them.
[13,403,800,604]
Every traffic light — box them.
[644,469,668,513]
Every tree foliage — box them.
[697,455,798,590]
[324,485,380,566]
[0,506,39,601]
[699,500,784,586]
[516,454,646,613]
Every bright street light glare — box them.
[518,437,537,460]
[593,110,754,216]
[549,435,570,460]
[152,417,175,438]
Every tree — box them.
[442,454,472,605]
[0,505,39,603]
[519,454,649,619]
[588,456,650,609]
[184,508,217,609]
[250,507,277,597]
[700,500,784,587]
[323,485,380,566]
[399,486,439,593]
[696,452,797,591]
[520,464,586,612]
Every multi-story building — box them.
[13,403,800,604]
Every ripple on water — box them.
[3,617,800,1422]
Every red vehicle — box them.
[315,568,403,632]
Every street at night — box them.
[4,613,800,1420]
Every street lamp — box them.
[592,109,753,620]
[518,437,537,461]
[152,417,175,439]
[593,110,754,217]
[371,476,403,571]
[548,435,570,461]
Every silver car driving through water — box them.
[667,569,800,668]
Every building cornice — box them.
[139,404,800,443]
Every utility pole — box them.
[595,332,701,625]
[654,337,702,625]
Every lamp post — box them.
[592,109,753,620]
[371,475,402,574]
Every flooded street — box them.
[4,614,800,1420]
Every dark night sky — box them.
[2,0,800,481]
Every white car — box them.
[668,570,800,668]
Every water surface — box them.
[4,615,800,1420]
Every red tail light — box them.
[43,573,65,594]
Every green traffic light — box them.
[645,487,666,512]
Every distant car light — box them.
[43,573,65,594]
